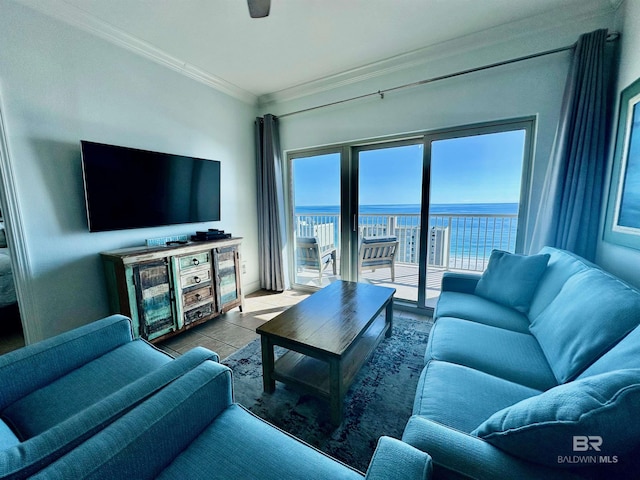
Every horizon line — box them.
[295,201,519,207]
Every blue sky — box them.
[292,129,526,206]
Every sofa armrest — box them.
[365,436,432,480]
[0,315,134,410]
[441,272,481,294]
[402,416,583,480]
[0,347,222,479]
[29,360,233,480]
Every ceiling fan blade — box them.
[247,0,270,18]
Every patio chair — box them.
[358,236,399,282]
[296,237,337,282]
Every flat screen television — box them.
[81,141,221,232]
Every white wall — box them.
[597,0,640,288]
[0,1,259,342]
[267,9,615,262]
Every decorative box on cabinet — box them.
[101,238,244,342]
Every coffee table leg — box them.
[329,358,344,425]
[261,336,276,393]
[385,297,394,338]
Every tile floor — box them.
[157,289,313,359]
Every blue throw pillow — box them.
[474,250,550,313]
[472,369,640,468]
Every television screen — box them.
[81,141,221,232]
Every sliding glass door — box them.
[287,119,533,310]
[289,151,342,288]
[355,141,425,302]
[424,122,532,308]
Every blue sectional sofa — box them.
[0,314,432,479]
[402,247,640,479]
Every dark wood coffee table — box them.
[256,280,395,424]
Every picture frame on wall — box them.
[604,76,640,249]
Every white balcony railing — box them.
[294,212,518,273]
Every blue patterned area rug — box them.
[221,315,431,473]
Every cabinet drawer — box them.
[180,266,211,288]
[178,252,211,271]
[183,285,213,308]
[184,302,214,326]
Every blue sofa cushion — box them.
[434,292,530,333]
[0,419,19,450]
[30,361,234,480]
[0,314,133,411]
[529,269,640,383]
[413,360,540,433]
[0,347,219,480]
[2,340,171,439]
[156,404,364,480]
[474,250,550,313]
[473,369,640,467]
[426,318,557,391]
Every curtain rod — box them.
[278,32,619,119]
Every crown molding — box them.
[16,0,258,105]
[258,0,616,108]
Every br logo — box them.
[573,436,603,452]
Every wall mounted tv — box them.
[81,141,221,232]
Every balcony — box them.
[294,211,518,307]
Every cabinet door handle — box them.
[194,276,201,284]
[192,258,200,265]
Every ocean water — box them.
[295,203,519,269]
[296,202,519,216]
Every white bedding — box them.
[0,247,17,308]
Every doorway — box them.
[0,208,23,354]
[0,98,25,353]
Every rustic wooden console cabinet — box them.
[101,238,244,343]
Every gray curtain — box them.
[255,114,288,291]
[528,29,615,261]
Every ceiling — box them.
[20,0,618,101]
